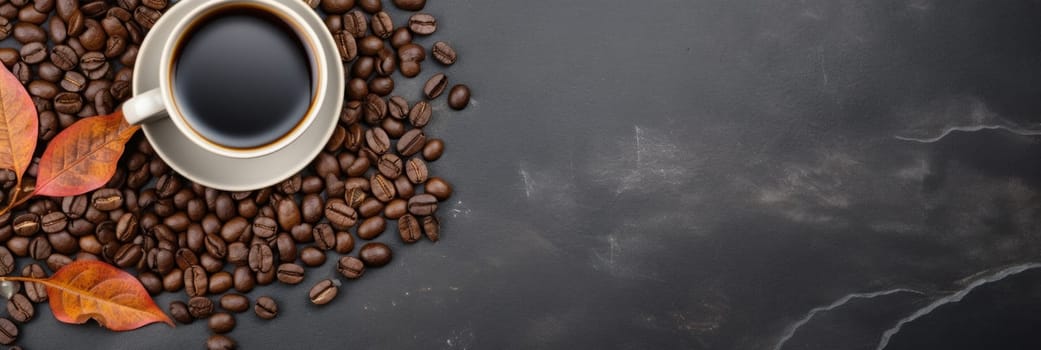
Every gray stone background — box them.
[10,0,1041,349]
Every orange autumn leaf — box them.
[0,64,39,197]
[34,110,139,197]
[1,260,174,331]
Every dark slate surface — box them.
[9,0,1041,349]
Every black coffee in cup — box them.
[171,5,315,149]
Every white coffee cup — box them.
[122,0,343,189]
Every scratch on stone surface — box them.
[447,200,472,218]
[818,46,828,87]
[895,124,1041,143]
[875,263,1041,350]
[443,325,475,349]
[634,125,644,166]
[519,167,535,198]
[772,288,925,350]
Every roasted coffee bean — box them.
[365,127,390,154]
[13,22,46,43]
[342,10,366,38]
[371,11,393,38]
[384,198,407,220]
[174,247,199,270]
[207,335,236,350]
[312,223,335,250]
[0,48,17,66]
[290,222,313,243]
[21,264,47,302]
[36,0,57,12]
[139,271,163,295]
[0,317,17,345]
[254,296,277,320]
[299,246,325,267]
[337,256,364,279]
[324,200,358,229]
[0,17,9,41]
[49,231,78,254]
[19,7,47,24]
[103,36,126,58]
[219,293,249,313]
[162,267,183,292]
[163,212,190,232]
[273,233,295,263]
[408,100,431,127]
[324,14,342,32]
[390,27,411,48]
[406,157,429,184]
[256,265,275,286]
[276,198,301,230]
[188,296,214,319]
[29,236,52,260]
[381,117,406,138]
[209,312,235,334]
[398,42,425,62]
[251,216,277,240]
[47,254,72,272]
[142,0,166,10]
[308,279,339,305]
[334,231,354,254]
[394,176,415,199]
[357,216,385,240]
[392,0,426,11]
[387,96,409,119]
[0,247,13,275]
[101,17,127,38]
[312,153,340,179]
[423,73,448,99]
[66,9,85,36]
[408,194,438,216]
[425,177,453,201]
[39,111,59,140]
[114,212,137,241]
[344,186,366,209]
[61,71,88,92]
[38,62,63,83]
[370,174,396,202]
[214,193,235,221]
[184,264,208,297]
[359,0,381,12]
[248,242,273,273]
[276,263,305,284]
[320,0,353,13]
[370,76,394,96]
[119,44,138,66]
[169,301,192,324]
[78,19,106,51]
[28,80,59,99]
[6,294,33,322]
[351,56,374,79]
[133,6,159,29]
[81,1,108,18]
[333,30,357,61]
[233,265,254,293]
[422,214,439,241]
[46,17,68,43]
[110,79,132,99]
[347,78,368,100]
[448,84,471,110]
[408,13,436,35]
[359,242,392,267]
[432,41,457,65]
[226,242,249,267]
[398,128,427,156]
[301,175,325,194]
[20,42,47,64]
[378,153,403,178]
[423,138,444,161]
[114,243,143,267]
[6,237,29,257]
[200,252,223,274]
[358,197,384,218]
[363,94,387,125]
[11,62,30,84]
[208,271,232,295]
[107,7,132,22]
[53,92,83,114]
[204,234,227,259]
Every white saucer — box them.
[133,0,343,191]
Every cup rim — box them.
[158,0,328,159]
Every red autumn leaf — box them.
[34,110,139,197]
[0,260,173,331]
[0,64,39,195]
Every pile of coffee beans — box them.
[0,0,468,348]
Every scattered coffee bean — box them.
[206,334,236,350]
[342,10,366,38]
[208,312,235,334]
[423,138,445,161]
[423,73,448,99]
[359,242,392,267]
[432,41,457,65]
[448,84,471,110]
[276,263,305,284]
[398,214,422,243]
[299,246,326,267]
[408,13,436,35]
[188,296,214,319]
[219,293,249,313]
[6,294,33,323]
[393,0,426,11]
[408,194,438,216]
[308,279,339,305]
[398,128,427,156]
[0,317,19,344]
[425,177,454,200]
[254,296,278,320]
[169,300,193,324]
